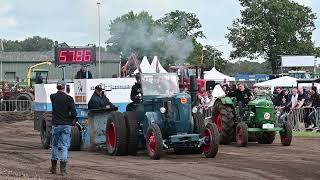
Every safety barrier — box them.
[287,107,317,131]
[203,107,213,121]
[314,107,320,128]
[0,100,32,112]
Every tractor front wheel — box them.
[193,112,205,135]
[106,112,127,156]
[202,123,219,158]
[280,121,292,146]
[256,132,276,144]
[146,123,163,160]
[40,113,51,149]
[236,122,248,147]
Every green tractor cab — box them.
[235,95,292,147]
[105,73,219,159]
[30,69,49,88]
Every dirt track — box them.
[0,114,319,180]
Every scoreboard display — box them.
[54,46,96,66]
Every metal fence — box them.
[0,100,32,112]
[287,107,319,131]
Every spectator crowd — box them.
[273,86,320,129]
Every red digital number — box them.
[59,50,67,62]
[76,50,83,62]
[69,50,76,62]
[84,50,91,62]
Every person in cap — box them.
[88,85,114,110]
[75,65,93,79]
[50,80,77,175]
[130,73,142,103]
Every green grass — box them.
[292,131,320,137]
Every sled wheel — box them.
[236,122,248,147]
[69,126,81,151]
[146,123,162,160]
[40,113,51,149]
[202,123,219,158]
[106,112,127,156]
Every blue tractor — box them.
[106,73,219,159]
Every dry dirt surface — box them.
[0,113,320,180]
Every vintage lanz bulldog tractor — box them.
[106,73,219,159]
[212,94,292,147]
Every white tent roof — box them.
[254,76,297,87]
[204,67,234,81]
[134,56,153,74]
[150,56,167,73]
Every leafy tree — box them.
[2,36,53,52]
[156,10,205,40]
[224,60,272,75]
[187,43,227,71]
[226,0,317,73]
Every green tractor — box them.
[211,94,292,147]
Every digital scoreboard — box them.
[54,46,96,66]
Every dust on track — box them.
[0,113,319,180]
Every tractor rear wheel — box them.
[124,112,139,155]
[202,123,219,158]
[280,121,292,146]
[40,113,52,149]
[236,122,248,147]
[16,92,34,111]
[256,132,276,144]
[106,112,127,156]
[146,123,162,160]
[69,126,81,151]
[193,112,205,135]
[213,101,234,145]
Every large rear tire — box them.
[256,131,276,144]
[106,112,127,156]
[280,121,292,146]
[202,123,219,158]
[124,112,139,155]
[146,123,162,160]
[213,101,234,145]
[69,126,81,151]
[236,122,248,147]
[193,112,205,135]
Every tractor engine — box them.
[245,96,275,128]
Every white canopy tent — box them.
[254,76,297,92]
[150,56,167,73]
[204,67,235,82]
[134,56,153,74]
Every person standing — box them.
[307,86,320,128]
[50,81,77,175]
[130,73,142,103]
[75,65,93,79]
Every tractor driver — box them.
[227,82,253,120]
[130,73,142,103]
[88,85,114,110]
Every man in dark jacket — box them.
[228,82,253,119]
[50,81,77,175]
[130,73,142,103]
[88,85,114,110]
[75,65,93,79]
[308,86,320,128]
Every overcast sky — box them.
[0,0,319,61]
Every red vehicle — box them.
[168,65,214,93]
